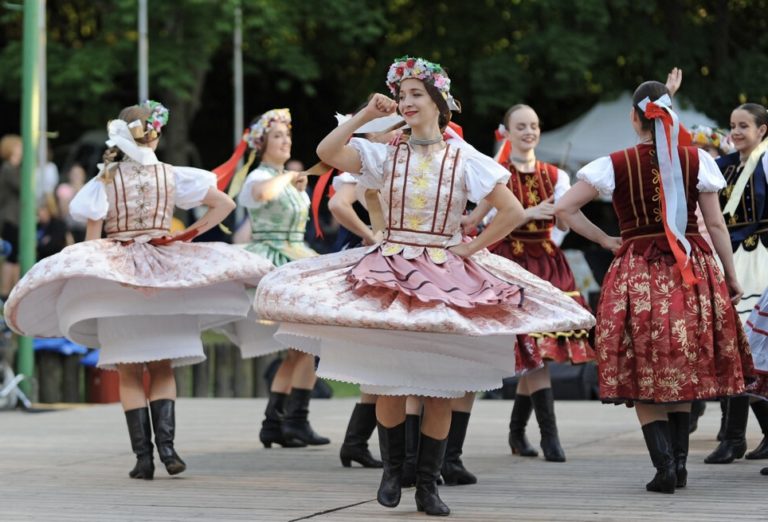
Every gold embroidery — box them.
[542,241,554,255]
[728,214,739,225]
[526,221,538,231]
[723,185,733,199]
[512,240,524,255]
[745,235,758,247]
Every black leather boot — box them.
[745,400,768,459]
[641,421,676,493]
[377,422,405,508]
[415,434,450,516]
[401,414,420,488]
[531,388,565,462]
[340,403,382,468]
[705,396,748,464]
[717,399,727,441]
[688,401,705,434]
[668,411,690,488]
[259,391,306,448]
[125,407,154,480]
[761,467,768,475]
[149,399,186,475]
[509,394,538,457]
[441,411,477,486]
[282,388,330,445]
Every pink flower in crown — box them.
[433,75,448,89]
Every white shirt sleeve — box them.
[69,175,109,222]
[696,150,727,193]
[576,156,615,197]
[462,150,511,203]
[553,168,571,203]
[173,166,217,209]
[331,171,359,192]
[348,138,389,190]
[237,168,274,209]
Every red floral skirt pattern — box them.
[490,238,594,372]
[596,239,753,403]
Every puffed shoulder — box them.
[461,148,511,203]
[173,166,217,210]
[331,171,359,192]
[696,150,726,193]
[69,175,109,222]
[348,138,388,190]
[576,156,614,197]
[237,167,274,209]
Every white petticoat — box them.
[4,238,273,369]
[747,290,768,373]
[256,247,596,398]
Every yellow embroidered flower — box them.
[410,193,429,209]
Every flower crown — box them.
[142,100,169,137]
[386,56,459,111]
[690,124,731,152]
[246,108,292,151]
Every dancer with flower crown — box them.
[217,109,330,449]
[464,104,594,463]
[3,102,273,479]
[555,81,753,493]
[254,56,594,516]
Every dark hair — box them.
[632,81,670,133]
[394,80,455,131]
[735,103,768,140]
[503,104,536,130]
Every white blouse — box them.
[69,166,216,222]
[349,138,510,203]
[576,149,725,197]
[238,168,311,209]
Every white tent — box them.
[536,92,719,172]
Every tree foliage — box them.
[1,0,767,168]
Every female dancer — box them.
[464,104,593,462]
[230,109,329,448]
[4,102,273,479]
[555,81,753,492]
[255,56,594,516]
[705,103,768,464]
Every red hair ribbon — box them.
[643,100,697,286]
[213,132,249,191]
[311,167,336,239]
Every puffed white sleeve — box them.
[348,138,389,190]
[173,166,217,210]
[331,171,359,192]
[553,168,572,203]
[576,157,615,197]
[696,150,727,192]
[69,175,109,222]
[462,150,511,203]
[237,169,274,209]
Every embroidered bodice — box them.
[609,144,700,239]
[104,159,176,240]
[245,164,310,243]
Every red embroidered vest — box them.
[609,144,699,240]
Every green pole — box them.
[17,0,41,398]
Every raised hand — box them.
[365,93,398,119]
[665,67,682,98]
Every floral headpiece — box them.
[386,56,460,111]
[690,124,732,154]
[141,100,169,139]
[246,108,292,151]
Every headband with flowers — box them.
[142,100,169,138]
[386,56,460,112]
[246,108,292,152]
[690,124,732,153]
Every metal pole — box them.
[138,0,148,102]
[233,1,243,147]
[38,0,47,201]
[18,0,42,398]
